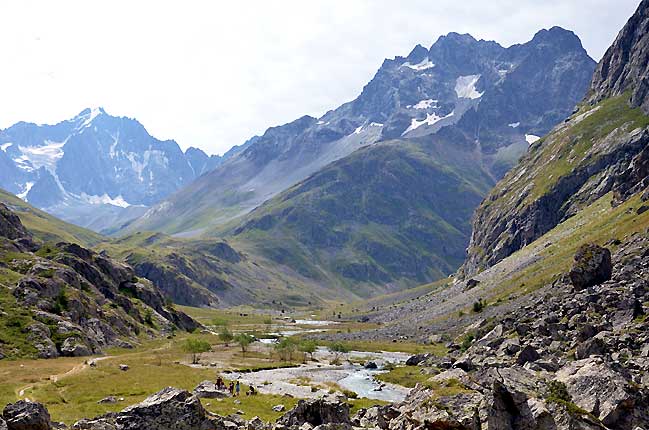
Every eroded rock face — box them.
[0,203,199,360]
[588,0,649,112]
[555,358,638,428]
[0,204,30,241]
[277,397,351,428]
[2,400,52,430]
[569,244,612,290]
[73,388,214,430]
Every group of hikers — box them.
[215,376,257,396]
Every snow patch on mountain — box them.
[411,99,438,109]
[17,182,34,200]
[16,140,66,171]
[508,122,520,128]
[525,134,541,144]
[402,111,455,135]
[455,75,483,99]
[401,57,435,71]
[126,153,146,182]
[109,133,120,158]
[81,192,131,208]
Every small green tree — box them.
[144,309,155,327]
[52,289,69,315]
[182,338,211,364]
[274,337,297,361]
[329,341,350,364]
[219,327,234,346]
[298,340,317,362]
[234,333,255,354]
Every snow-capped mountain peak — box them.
[0,108,225,231]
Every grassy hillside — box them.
[339,188,649,341]
[100,231,365,308]
[463,93,649,274]
[0,188,103,247]
[228,140,495,295]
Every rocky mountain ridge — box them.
[461,0,649,276]
[0,108,228,233]
[588,0,649,112]
[112,27,597,299]
[124,27,595,237]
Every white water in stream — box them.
[225,348,411,402]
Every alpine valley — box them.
[125,27,595,303]
[2,1,649,429]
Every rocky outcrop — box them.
[129,259,220,308]
[0,204,198,359]
[0,203,30,241]
[277,396,351,428]
[2,400,52,430]
[556,358,640,427]
[74,388,213,430]
[462,1,649,277]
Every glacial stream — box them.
[225,348,411,402]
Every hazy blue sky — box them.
[0,0,640,155]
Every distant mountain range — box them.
[0,27,598,303]
[0,109,251,232]
[125,27,596,238]
[114,27,597,296]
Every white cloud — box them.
[0,0,639,155]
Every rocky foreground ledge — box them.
[2,370,648,430]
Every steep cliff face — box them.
[462,0,649,276]
[588,0,649,112]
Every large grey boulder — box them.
[2,400,52,430]
[278,397,351,428]
[73,387,214,430]
[117,387,211,430]
[404,353,431,366]
[390,385,482,430]
[60,337,92,357]
[568,244,612,290]
[574,338,607,359]
[555,358,637,428]
[352,405,399,430]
